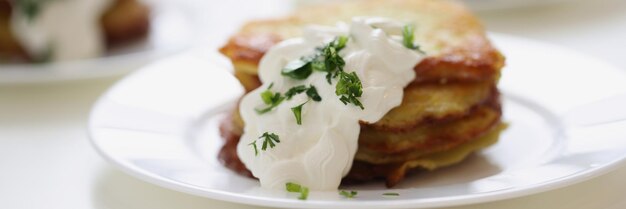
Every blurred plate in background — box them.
[0,0,205,84]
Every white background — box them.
[1,0,626,208]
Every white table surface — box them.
[2,0,626,208]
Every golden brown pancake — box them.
[218,0,505,187]
[218,95,504,186]
[220,0,505,90]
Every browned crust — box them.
[218,112,254,178]
[346,120,504,187]
[358,89,501,156]
[364,81,497,132]
[222,74,499,131]
[218,33,282,71]
[219,0,505,84]
[217,93,502,187]
[221,34,504,84]
[414,40,505,83]
[233,68,263,93]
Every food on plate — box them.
[218,0,505,191]
[0,0,149,63]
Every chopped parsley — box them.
[318,36,348,84]
[402,24,425,53]
[291,101,308,125]
[281,36,349,83]
[305,85,322,102]
[266,35,364,125]
[339,190,358,198]
[334,35,349,49]
[259,132,280,151]
[335,71,364,109]
[287,36,363,109]
[281,58,313,80]
[402,24,416,49]
[248,132,280,155]
[382,192,400,196]
[284,85,321,125]
[285,85,308,100]
[285,85,322,102]
[316,36,364,109]
[286,182,309,200]
[255,85,285,114]
[248,141,259,156]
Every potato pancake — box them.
[217,0,505,187]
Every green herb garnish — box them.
[278,35,363,115]
[259,132,280,151]
[291,101,308,125]
[281,36,349,83]
[249,132,280,155]
[285,85,322,102]
[285,85,308,100]
[402,24,416,49]
[335,71,364,109]
[402,24,424,53]
[255,88,285,114]
[260,90,275,104]
[319,36,348,84]
[284,85,321,125]
[339,190,358,198]
[286,182,309,200]
[282,58,313,80]
[305,85,321,102]
[334,36,349,50]
[248,141,259,156]
[382,192,400,196]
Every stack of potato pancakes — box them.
[218,0,506,187]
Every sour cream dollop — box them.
[237,17,424,191]
[10,0,112,61]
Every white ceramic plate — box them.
[88,34,626,208]
[0,0,204,84]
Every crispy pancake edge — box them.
[219,0,505,84]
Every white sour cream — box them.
[10,0,112,61]
[237,17,424,191]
